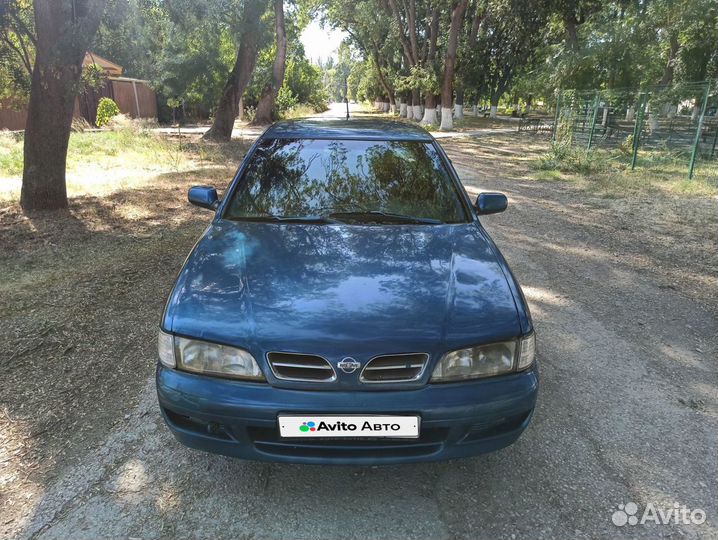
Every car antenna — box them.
[344,76,349,120]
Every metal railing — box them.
[552,82,717,180]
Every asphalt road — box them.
[14,136,717,540]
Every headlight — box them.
[431,333,536,382]
[157,330,264,381]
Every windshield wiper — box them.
[226,215,338,224]
[327,211,443,225]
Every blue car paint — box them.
[157,119,538,464]
[156,364,538,464]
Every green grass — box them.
[0,133,24,176]
[0,123,254,203]
[0,127,186,180]
[534,142,717,197]
[281,104,323,119]
[66,127,185,171]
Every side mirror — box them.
[188,185,219,210]
[475,192,508,215]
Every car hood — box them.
[164,221,521,358]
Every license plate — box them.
[278,415,420,438]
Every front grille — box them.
[249,426,448,460]
[360,353,429,383]
[267,352,335,382]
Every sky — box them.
[300,20,347,64]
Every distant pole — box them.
[552,91,562,142]
[587,92,600,150]
[631,91,648,170]
[344,75,349,120]
[688,81,711,180]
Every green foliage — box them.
[0,132,24,176]
[3,0,714,129]
[537,143,608,175]
[243,12,327,115]
[322,42,354,101]
[283,56,329,112]
[516,0,718,102]
[0,0,33,103]
[618,134,634,156]
[276,84,298,112]
[80,63,108,92]
[395,66,439,95]
[96,98,121,127]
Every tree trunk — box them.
[21,0,108,212]
[411,89,421,121]
[399,99,407,117]
[490,92,500,118]
[370,49,396,114]
[440,0,469,130]
[659,33,679,86]
[203,2,264,141]
[691,99,700,121]
[454,89,464,119]
[564,15,579,51]
[421,94,437,125]
[253,0,286,125]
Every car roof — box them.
[261,118,434,142]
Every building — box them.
[0,52,158,131]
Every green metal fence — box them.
[552,82,717,180]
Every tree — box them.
[253,0,287,124]
[439,0,469,129]
[321,0,400,112]
[203,0,268,140]
[384,0,424,120]
[473,0,549,117]
[0,0,34,104]
[454,0,484,118]
[21,0,108,212]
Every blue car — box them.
[156,119,538,464]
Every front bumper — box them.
[156,363,539,465]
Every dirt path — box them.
[1,132,716,540]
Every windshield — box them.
[224,138,469,224]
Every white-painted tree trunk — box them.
[412,105,422,121]
[626,106,635,121]
[472,104,477,116]
[399,102,407,117]
[440,107,453,130]
[454,104,464,119]
[601,107,609,126]
[489,105,498,118]
[691,105,700,121]
[390,102,397,115]
[420,107,438,125]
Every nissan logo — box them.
[337,357,361,374]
